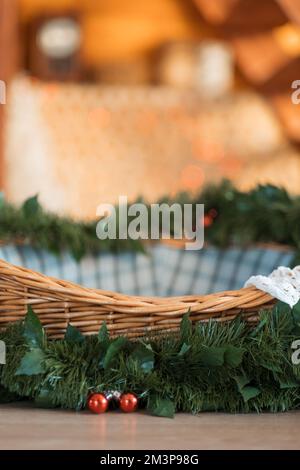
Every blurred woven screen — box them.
[4,76,298,218]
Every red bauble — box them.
[119,393,138,413]
[87,393,109,414]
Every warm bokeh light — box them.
[180,164,205,191]
[273,22,300,57]
[88,107,111,128]
[192,139,225,163]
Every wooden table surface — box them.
[0,403,299,450]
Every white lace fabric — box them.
[245,266,300,308]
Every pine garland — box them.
[0,180,299,262]
[1,303,300,417]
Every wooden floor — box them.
[0,404,300,450]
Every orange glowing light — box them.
[88,107,111,127]
[273,23,300,58]
[180,164,205,191]
[220,156,242,176]
[135,110,158,134]
[44,83,60,98]
[192,139,225,162]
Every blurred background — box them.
[0,0,300,219]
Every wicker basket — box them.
[0,258,275,339]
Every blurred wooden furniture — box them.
[19,0,209,70]
[0,0,19,189]
[193,0,300,143]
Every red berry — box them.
[204,214,213,227]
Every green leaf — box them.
[71,245,85,262]
[274,301,291,317]
[178,343,191,357]
[131,344,154,373]
[180,312,192,342]
[148,396,175,418]
[260,360,281,373]
[23,306,44,349]
[102,337,128,370]
[234,374,250,391]
[224,346,245,368]
[22,195,40,216]
[278,379,299,389]
[240,386,261,403]
[292,300,300,324]
[249,316,268,338]
[200,347,226,367]
[65,324,85,343]
[98,321,110,346]
[15,349,45,376]
[234,375,260,402]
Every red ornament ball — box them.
[119,393,138,413]
[87,393,109,414]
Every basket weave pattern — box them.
[0,259,275,339]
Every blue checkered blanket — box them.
[0,244,293,296]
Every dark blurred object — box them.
[28,13,83,81]
[95,59,154,85]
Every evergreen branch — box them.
[1,302,300,417]
[0,180,299,261]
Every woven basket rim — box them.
[0,257,275,338]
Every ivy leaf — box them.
[180,312,192,342]
[200,347,226,367]
[148,396,175,418]
[224,346,245,368]
[234,374,250,391]
[234,375,260,403]
[23,306,45,349]
[98,321,110,347]
[239,386,261,403]
[22,195,40,217]
[102,337,128,370]
[65,324,85,343]
[15,349,45,376]
[131,344,154,373]
[278,378,299,389]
